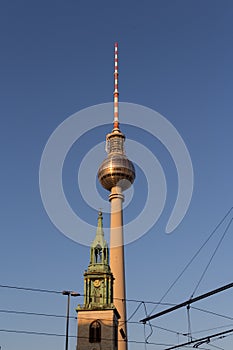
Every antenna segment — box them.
[113,42,119,129]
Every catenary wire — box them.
[191,217,233,298]
[0,307,184,336]
[0,283,175,306]
[164,327,233,350]
[0,284,64,294]
[3,307,217,346]
[0,306,231,349]
[0,328,174,346]
[143,302,153,345]
[192,306,233,321]
[1,288,233,340]
[148,207,233,317]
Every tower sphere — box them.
[98,129,135,192]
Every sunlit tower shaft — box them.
[98,43,135,350]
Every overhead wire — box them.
[148,206,233,317]
[2,302,215,348]
[1,284,233,346]
[0,306,205,344]
[0,283,176,307]
[1,325,227,349]
[0,308,73,319]
[0,328,174,346]
[191,217,233,298]
[164,327,233,350]
[0,302,232,348]
[192,306,233,321]
[142,302,153,347]
[0,284,64,294]
[149,320,226,350]
[186,323,233,336]
[0,306,185,338]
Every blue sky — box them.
[1,1,233,349]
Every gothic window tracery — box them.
[89,320,101,343]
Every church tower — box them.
[76,211,119,350]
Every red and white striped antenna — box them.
[113,42,119,129]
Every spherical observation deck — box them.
[98,153,135,191]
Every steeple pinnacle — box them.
[89,211,109,270]
[96,210,104,237]
[113,42,119,129]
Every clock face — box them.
[93,279,101,288]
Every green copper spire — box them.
[79,211,115,309]
[89,211,109,271]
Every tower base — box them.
[77,308,119,350]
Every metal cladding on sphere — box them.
[98,153,135,191]
[98,130,135,192]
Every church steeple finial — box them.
[96,210,104,237]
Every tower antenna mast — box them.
[113,42,119,129]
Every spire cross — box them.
[113,42,119,129]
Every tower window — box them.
[89,320,101,343]
[94,246,102,263]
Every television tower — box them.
[98,43,135,350]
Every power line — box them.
[0,307,179,334]
[147,206,233,317]
[191,217,233,298]
[0,283,176,306]
[0,308,182,336]
[0,328,70,337]
[0,307,196,345]
[1,305,232,348]
[150,322,227,350]
[2,309,230,349]
[0,309,75,319]
[149,324,225,350]
[0,328,173,346]
[0,284,65,294]
[2,284,233,339]
[140,281,233,323]
[187,323,233,336]
[164,327,233,350]
[192,306,233,321]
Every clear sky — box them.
[1,1,233,349]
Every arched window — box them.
[89,320,101,343]
[94,246,102,263]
